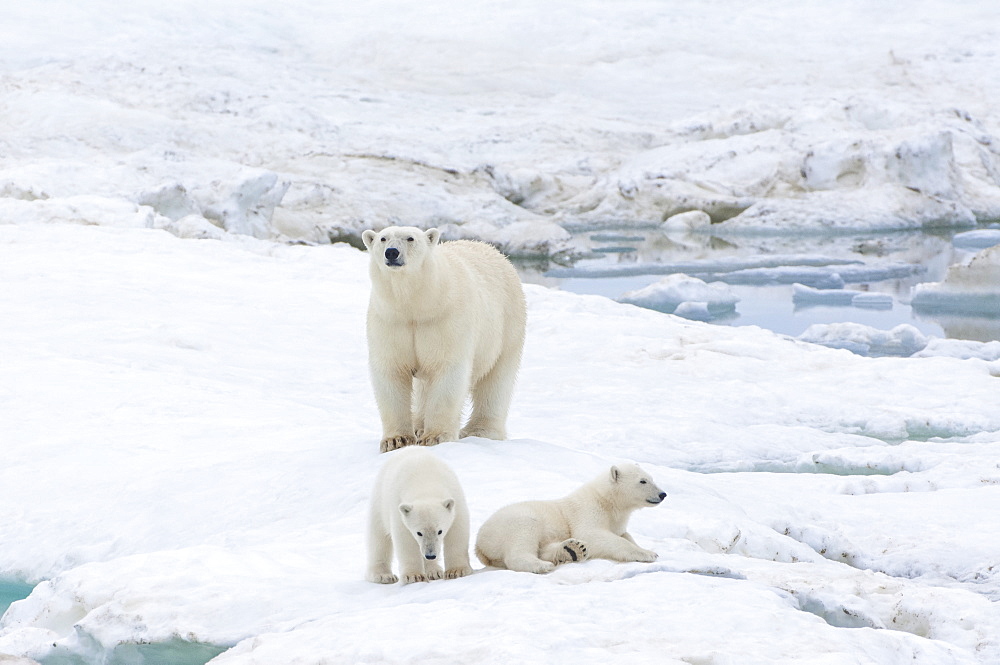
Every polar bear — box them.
[367,447,473,584]
[362,226,526,453]
[475,464,666,574]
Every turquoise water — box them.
[0,580,34,616]
[516,227,1000,343]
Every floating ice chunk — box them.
[662,210,711,231]
[851,292,894,309]
[673,301,713,321]
[797,323,928,357]
[619,274,738,319]
[792,283,858,305]
[910,245,1000,315]
[952,229,1000,250]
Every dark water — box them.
[515,226,1000,343]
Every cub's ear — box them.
[442,499,455,511]
[610,466,620,483]
[362,229,377,249]
[398,503,413,516]
[425,228,441,246]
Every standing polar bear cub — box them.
[363,226,527,453]
[475,464,666,574]
[367,447,473,584]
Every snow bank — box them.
[3,0,1000,254]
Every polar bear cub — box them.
[475,464,666,574]
[367,447,473,584]
[362,226,526,453]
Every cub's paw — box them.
[401,571,428,584]
[367,572,398,585]
[632,548,658,563]
[380,434,416,453]
[424,563,444,581]
[445,565,473,580]
[555,539,589,564]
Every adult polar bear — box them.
[362,226,527,453]
[476,464,666,574]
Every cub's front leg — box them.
[578,531,658,563]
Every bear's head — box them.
[608,463,666,509]
[398,498,457,561]
[362,226,440,273]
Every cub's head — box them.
[608,463,666,509]
[398,498,457,561]
[362,226,440,273]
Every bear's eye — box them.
[407,237,414,242]
[640,480,647,484]
[380,236,387,242]
[437,530,443,535]
[416,532,423,537]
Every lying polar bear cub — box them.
[367,447,473,584]
[476,463,666,573]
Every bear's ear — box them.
[610,466,621,483]
[362,229,377,249]
[398,503,412,516]
[425,228,441,246]
[442,499,455,511]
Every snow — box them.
[3,0,1000,663]
[2,224,1000,665]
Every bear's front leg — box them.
[366,513,398,584]
[371,365,416,452]
[417,363,469,446]
[443,510,473,580]
[392,522,429,584]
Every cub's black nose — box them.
[424,554,436,560]
[385,247,400,262]
[658,492,667,500]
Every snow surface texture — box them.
[3,1,1000,663]
[3,0,1000,257]
[2,225,1000,665]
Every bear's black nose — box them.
[658,492,667,500]
[385,247,400,262]
[424,554,436,560]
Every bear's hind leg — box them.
[505,554,556,574]
[462,349,520,440]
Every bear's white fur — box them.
[475,464,666,574]
[362,226,526,453]
[367,447,473,584]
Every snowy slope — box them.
[1,224,999,664]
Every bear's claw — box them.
[380,434,417,453]
[554,539,589,564]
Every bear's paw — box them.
[380,434,417,453]
[401,571,429,584]
[555,539,589,564]
[367,572,399,585]
[445,565,473,580]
